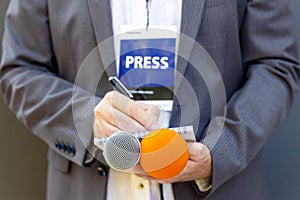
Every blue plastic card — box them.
[119,38,175,85]
[114,27,177,102]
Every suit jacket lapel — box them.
[175,0,206,90]
[170,0,207,131]
[87,0,117,77]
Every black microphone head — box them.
[103,131,141,171]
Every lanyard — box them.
[146,0,150,30]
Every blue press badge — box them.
[118,38,176,100]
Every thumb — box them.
[188,142,211,162]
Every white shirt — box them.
[108,0,182,200]
[111,0,182,36]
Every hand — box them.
[139,142,212,184]
[93,91,160,138]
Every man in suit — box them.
[0,0,299,199]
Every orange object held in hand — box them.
[140,128,189,179]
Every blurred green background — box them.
[0,2,47,200]
[0,1,299,199]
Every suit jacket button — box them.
[61,143,66,152]
[70,146,76,156]
[55,141,60,149]
[97,167,106,177]
[55,141,63,151]
[65,145,71,154]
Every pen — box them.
[108,76,134,99]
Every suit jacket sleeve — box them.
[0,0,101,166]
[202,0,300,196]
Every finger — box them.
[99,91,133,118]
[187,142,210,161]
[93,119,106,138]
[109,92,160,130]
[108,107,147,133]
[95,94,147,133]
[131,102,160,130]
[95,117,121,137]
[130,164,155,180]
[94,102,121,137]
[128,164,147,175]
[176,159,211,182]
[159,160,196,183]
[109,91,134,112]
[134,173,153,180]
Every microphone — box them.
[103,131,141,171]
[96,126,195,174]
[140,129,189,179]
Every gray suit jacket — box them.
[1,0,299,199]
